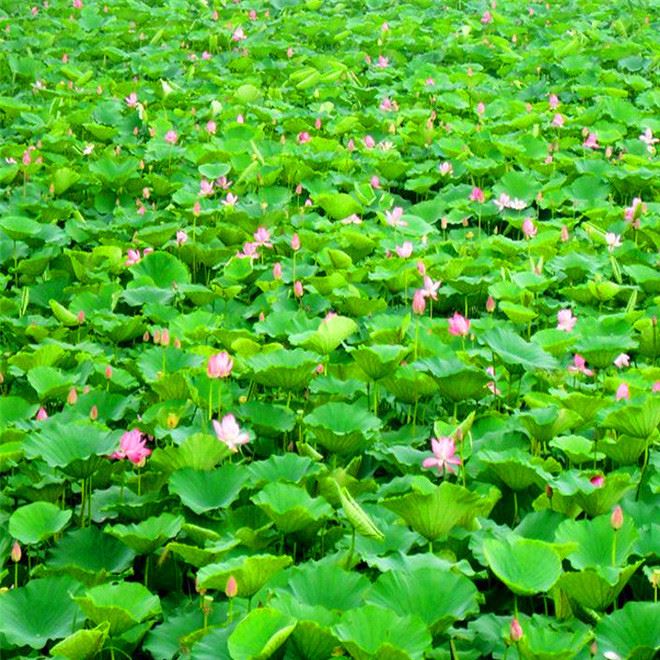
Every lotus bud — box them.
[225,575,238,598]
[77,310,85,324]
[486,296,496,313]
[36,406,48,421]
[11,541,21,563]
[104,365,112,379]
[293,280,304,298]
[273,262,282,280]
[610,505,624,531]
[90,405,98,421]
[160,329,170,347]
[510,618,523,642]
[67,388,78,405]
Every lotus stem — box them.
[611,532,617,567]
[208,382,213,420]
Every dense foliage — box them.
[0,0,658,658]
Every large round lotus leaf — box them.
[290,315,358,354]
[600,400,660,439]
[105,513,184,554]
[420,358,489,402]
[253,482,333,534]
[555,513,638,569]
[382,480,500,541]
[517,615,592,660]
[530,328,575,356]
[247,454,322,487]
[130,251,190,288]
[480,449,555,491]
[27,366,75,400]
[596,601,660,660]
[47,526,135,586]
[0,576,84,649]
[75,582,161,637]
[557,562,642,611]
[304,401,381,454]
[188,627,232,660]
[227,608,295,660]
[169,465,247,514]
[196,554,292,597]
[283,618,339,660]
[246,349,321,390]
[481,327,558,371]
[560,393,608,424]
[0,396,37,429]
[381,365,438,403]
[273,559,370,611]
[600,432,655,465]
[0,215,43,240]
[163,538,240,569]
[333,604,431,660]
[349,344,409,380]
[550,435,603,464]
[237,401,296,436]
[520,406,582,444]
[151,433,230,474]
[23,421,119,479]
[483,536,563,596]
[0,441,24,472]
[367,567,480,634]
[9,501,72,545]
[49,622,110,660]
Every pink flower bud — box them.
[273,262,283,280]
[510,618,523,642]
[90,405,98,421]
[36,406,48,421]
[291,233,301,251]
[11,541,21,563]
[590,475,605,488]
[486,295,496,313]
[615,382,630,401]
[77,310,85,324]
[560,225,569,242]
[67,388,78,405]
[293,280,304,298]
[105,365,113,379]
[412,289,426,315]
[225,575,238,598]
[610,505,624,531]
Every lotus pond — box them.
[0,0,658,658]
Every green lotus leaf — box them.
[480,449,555,491]
[246,349,321,390]
[517,615,592,660]
[47,527,135,586]
[557,562,642,611]
[237,401,296,436]
[247,453,322,487]
[290,315,358,354]
[0,440,24,472]
[520,406,582,444]
[169,465,248,514]
[50,622,110,659]
[304,401,381,454]
[483,536,563,596]
[596,601,660,660]
[105,513,184,554]
[382,480,500,541]
[228,608,295,660]
[253,482,333,534]
[599,431,656,465]
[600,399,660,439]
[316,192,362,220]
[481,327,558,371]
[151,433,230,474]
[367,567,480,634]
[9,501,72,545]
[74,582,161,637]
[0,396,37,429]
[163,538,240,568]
[27,366,75,400]
[550,435,602,464]
[196,554,292,597]
[499,300,537,324]
[531,328,576,356]
[186,627,232,659]
[552,471,637,517]
[381,365,438,403]
[0,577,84,649]
[332,604,431,660]
[420,357,489,402]
[560,393,608,425]
[348,344,409,380]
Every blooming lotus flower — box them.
[125,249,141,266]
[552,113,565,127]
[624,197,645,227]
[380,98,395,112]
[36,406,48,421]
[439,161,453,176]
[341,214,362,224]
[422,436,461,475]
[370,175,381,189]
[412,289,426,315]
[605,232,621,252]
[176,230,188,246]
[448,312,470,337]
[590,474,605,488]
[470,187,485,203]
[613,353,630,369]
[232,26,247,41]
[615,382,630,401]
[253,226,272,248]
[223,193,238,207]
[200,179,214,196]
[557,308,577,332]
[583,132,600,149]
[385,206,407,227]
[639,127,658,153]
[213,414,250,452]
[164,130,178,145]
[476,101,486,115]
[568,354,594,377]
[207,352,233,379]
[297,131,311,144]
[421,276,440,300]
[395,242,413,258]
[206,120,217,134]
[653,382,660,393]
[548,94,560,110]
[364,135,375,149]
[112,429,151,466]
[375,55,389,68]
[481,10,493,24]
[217,175,233,190]
[125,92,138,107]
[522,218,537,238]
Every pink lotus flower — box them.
[176,230,188,246]
[610,505,624,531]
[421,276,440,300]
[217,176,232,190]
[164,130,178,145]
[613,353,630,369]
[624,197,645,227]
[476,101,486,116]
[560,225,570,242]
[395,242,413,258]
[548,94,560,110]
[213,414,250,452]
[207,352,233,379]
[254,226,272,248]
[510,618,523,642]
[522,218,537,238]
[36,406,48,421]
[206,120,217,135]
[290,233,301,251]
[422,436,461,475]
[380,98,395,112]
[486,296,496,313]
[653,382,660,393]
[11,541,21,563]
[639,127,658,153]
[67,388,78,405]
[470,187,485,203]
[385,206,407,227]
[225,575,238,598]
[425,77,435,86]
[125,92,138,107]
[568,354,594,377]
[346,138,355,151]
[412,289,426,315]
[439,161,453,176]
[615,382,630,401]
[232,26,247,41]
[370,175,381,189]
[125,249,141,266]
[448,312,470,337]
[341,214,361,224]
[375,55,389,68]
[481,10,493,23]
[583,132,599,149]
[605,232,621,252]
[200,179,214,196]
[590,474,605,488]
[272,262,282,280]
[293,280,304,298]
[112,429,151,466]
[297,131,311,144]
[417,260,426,276]
[551,113,564,127]
[236,114,245,124]
[222,193,238,207]
[557,308,577,332]
[364,135,375,149]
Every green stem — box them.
[611,531,617,567]
[208,380,213,420]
